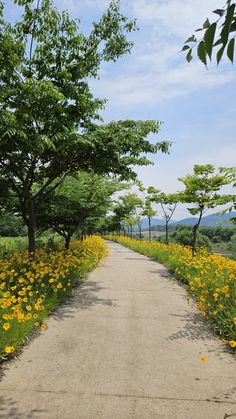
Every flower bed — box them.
[0,236,107,359]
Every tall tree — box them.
[119,192,143,238]
[37,173,121,249]
[148,188,180,245]
[179,164,234,256]
[142,196,157,241]
[182,1,236,66]
[0,0,170,252]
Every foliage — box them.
[0,211,26,237]
[142,194,157,241]
[220,167,236,223]
[228,233,236,258]
[0,236,107,359]
[182,1,236,66]
[200,226,236,242]
[37,173,121,249]
[179,164,234,256]
[0,236,28,258]
[148,188,180,244]
[107,236,236,344]
[114,192,143,237]
[170,227,212,250]
[0,0,170,252]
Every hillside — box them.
[139,212,236,229]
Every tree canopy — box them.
[0,0,170,251]
[179,164,234,255]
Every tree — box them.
[142,196,157,241]
[220,167,236,222]
[0,0,170,252]
[179,164,234,256]
[37,173,120,250]
[182,1,236,66]
[148,188,180,244]
[113,192,143,238]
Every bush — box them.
[156,227,212,251]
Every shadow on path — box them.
[0,396,46,418]
[52,280,117,322]
[166,312,221,343]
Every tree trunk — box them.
[130,225,133,238]
[65,235,71,251]
[148,217,151,241]
[139,226,142,240]
[192,210,203,257]
[165,220,169,245]
[192,225,197,257]
[27,196,36,254]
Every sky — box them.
[4,0,236,219]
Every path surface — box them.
[0,241,235,419]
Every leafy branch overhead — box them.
[182,0,236,66]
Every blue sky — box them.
[4,0,236,219]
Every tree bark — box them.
[27,195,36,254]
[165,220,169,245]
[192,210,203,257]
[139,226,142,240]
[65,235,71,251]
[148,217,151,241]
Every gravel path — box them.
[0,241,235,419]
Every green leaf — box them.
[204,22,217,59]
[197,41,207,66]
[213,9,225,17]
[185,35,196,43]
[220,3,235,45]
[186,49,193,62]
[227,37,235,62]
[203,18,210,29]
[230,20,236,32]
[181,45,190,51]
[217,44,226,64]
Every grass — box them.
[0,237,28,258]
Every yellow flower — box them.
[4,346,14,354]
[41,323,47,331]
[57,282,62,289]
[201,356,207,363]
[229,341,236,348]
[3,322,10,331]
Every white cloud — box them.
[132,0,224,38]
[90,60,235,107]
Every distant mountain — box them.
[173,212,236,227]
[137,212,236,230]
[138,217,176,229]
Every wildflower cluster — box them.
[0,236,107,359]
[107,236,236,345]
